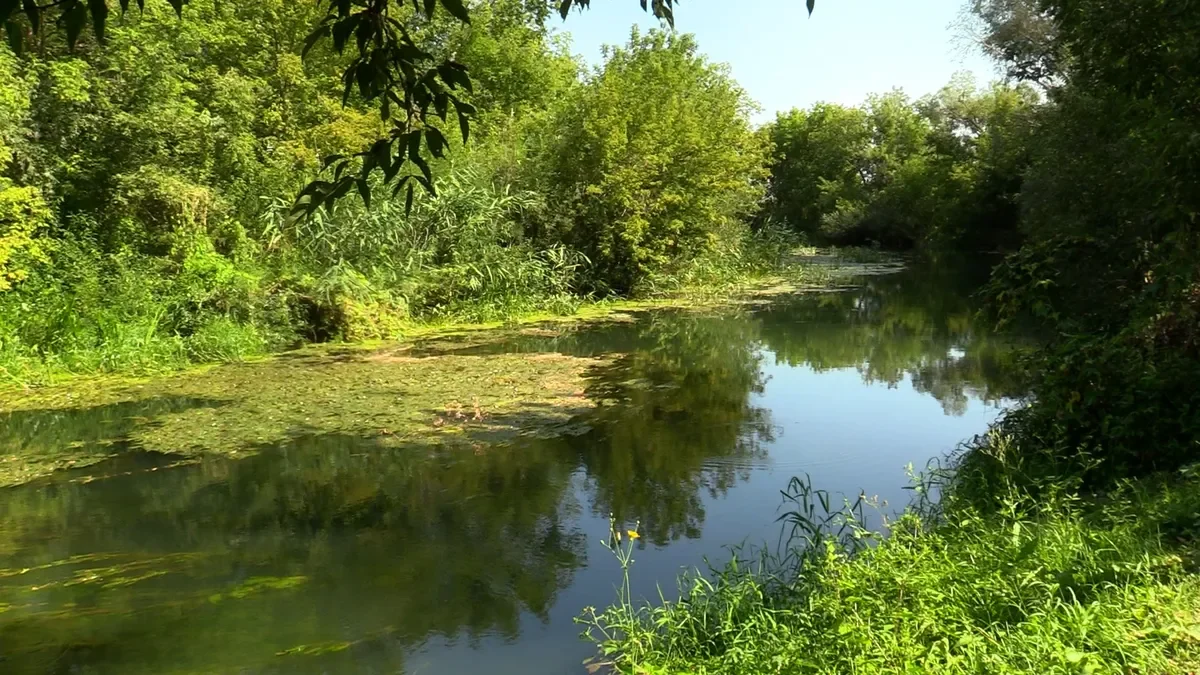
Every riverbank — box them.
[0,248,903,488]
[581,431,1200,674]
[0,257,1031,674]
[0,247,886,392]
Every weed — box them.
[583,449,1200,674]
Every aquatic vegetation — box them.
[0,345,611,486]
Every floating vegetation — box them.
[0,345,612,487]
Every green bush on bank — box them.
[0,2,796,386]
[582,437,1200,675]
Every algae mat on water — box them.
[0,345,610,487]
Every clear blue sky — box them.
[555,0,1000,122]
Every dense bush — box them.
[765,77,1039,252]
[0,2,779,382]
[541,30,769,295]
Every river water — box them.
[0,264,1023,674]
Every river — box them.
[0,263,1023,674]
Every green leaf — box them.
[457,111,469,145]
[414,174,435,196]
[411,153,432,186]
[452,99,473,144]
[88,0,109,43]
[302,25,330,59]
[166,0,183,18]
[807,0,815,15]
[371,140,391,175]
[438,0,470,23]
[558,0,571,20]
[331,15,358,54]
[437,62,472,93]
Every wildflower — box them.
[626,530,640,540]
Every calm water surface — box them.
[0,265,1024,674]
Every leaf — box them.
[331,15,358,54]
[302,25,330,59]
[438,0,470,24]
[411,153,432,186]
[166,0,183,18]
[390,174,410,198]
[356,176,370,209]
[64,0,87,49]
[453,101,473,144]
[807,0,815,16]
[370,139,391,175]
[558,0,571,20]
[4,19,22,55]
[0,0,18,26]
[21,0,38,34]
[413,174,435,196]
[425,127,447,158]
[88,0,109,43]
[404,184,414,215]
[437,62,472,93]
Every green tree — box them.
[542,30,768,294]
[765,103,870,236]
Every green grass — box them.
[581,440,1200,674]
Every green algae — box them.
[0,345,611,487]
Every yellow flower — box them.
[626,530,640,540]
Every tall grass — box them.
[580,437,1200,674]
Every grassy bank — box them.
[581,431,1200,674]
[0,247,878,392]
[0,249,893,487]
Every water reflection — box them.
[0,265,1024,674]
[757,266,1024,414]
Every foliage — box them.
[965,0,1062,86]
[0,0,802,383]
[583,445,1200,674]
[543,30,768,294]
[584,2,1200,672]
[975,0,1200,487]
[765,77,1039,252]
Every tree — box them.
[541,30,768,294]
[965,0,1061,87]
[766,103,870,236]
[0,0,817,218]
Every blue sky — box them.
[555,0,999,122]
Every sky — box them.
[555,0,1001,122]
